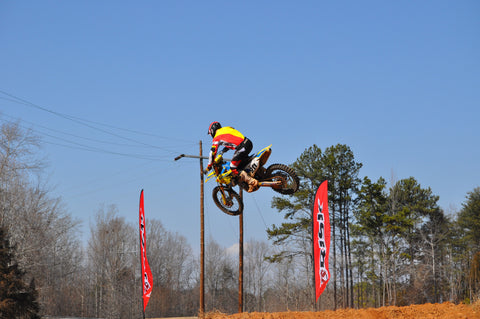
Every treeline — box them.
[268,144,480,310]
[1,122,479,318]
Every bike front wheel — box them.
[212,186,244,216]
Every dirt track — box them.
[204,302,480,319]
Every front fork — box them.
[218,185,231,206]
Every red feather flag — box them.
[139,190,153,312]
[313,180,331,301]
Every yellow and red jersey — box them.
[208,126,245,165]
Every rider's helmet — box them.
[208,121,222,138]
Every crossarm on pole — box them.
[174,154,231,161]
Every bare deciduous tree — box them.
[244,239,272,312]
[146,219,197,316]
[87,204,137,319]
[0,121,82,316]
[205,237,237,313]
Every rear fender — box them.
[259,145,272,167]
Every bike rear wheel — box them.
[212,186,244,216]
[265,164,300,195]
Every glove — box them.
[204,164,212,175]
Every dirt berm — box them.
[204,302,480,319]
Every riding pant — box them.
[231,137,253,170]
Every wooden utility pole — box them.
[174,141,209,317]
[238,189,244,313]
[199,141,205,317]
[175,146,245,315]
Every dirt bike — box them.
[205,145,299,216]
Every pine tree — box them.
[457,187,480,301]
[0,225,40,319]
[267,144,362,309]
[458,187,480,251]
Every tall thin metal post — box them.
[238,188,244,313]
[199,141,205,317]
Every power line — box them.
[0,113,193,152]
[0,117,176,161]
[250,194,269,230]
[0,89,195,152]
[66,162,176,199]
[0,88,199,159]
[0,89,201,198]
[42,140,172,161]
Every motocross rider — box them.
[206,121,259,193]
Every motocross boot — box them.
[239,171,259,193]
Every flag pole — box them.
[139,189,152,318]
[311,195,317,311]
[312,181,331,309]
[139,189,146,319]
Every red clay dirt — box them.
[204,302,480,319]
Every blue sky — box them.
[1,1,479,250]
